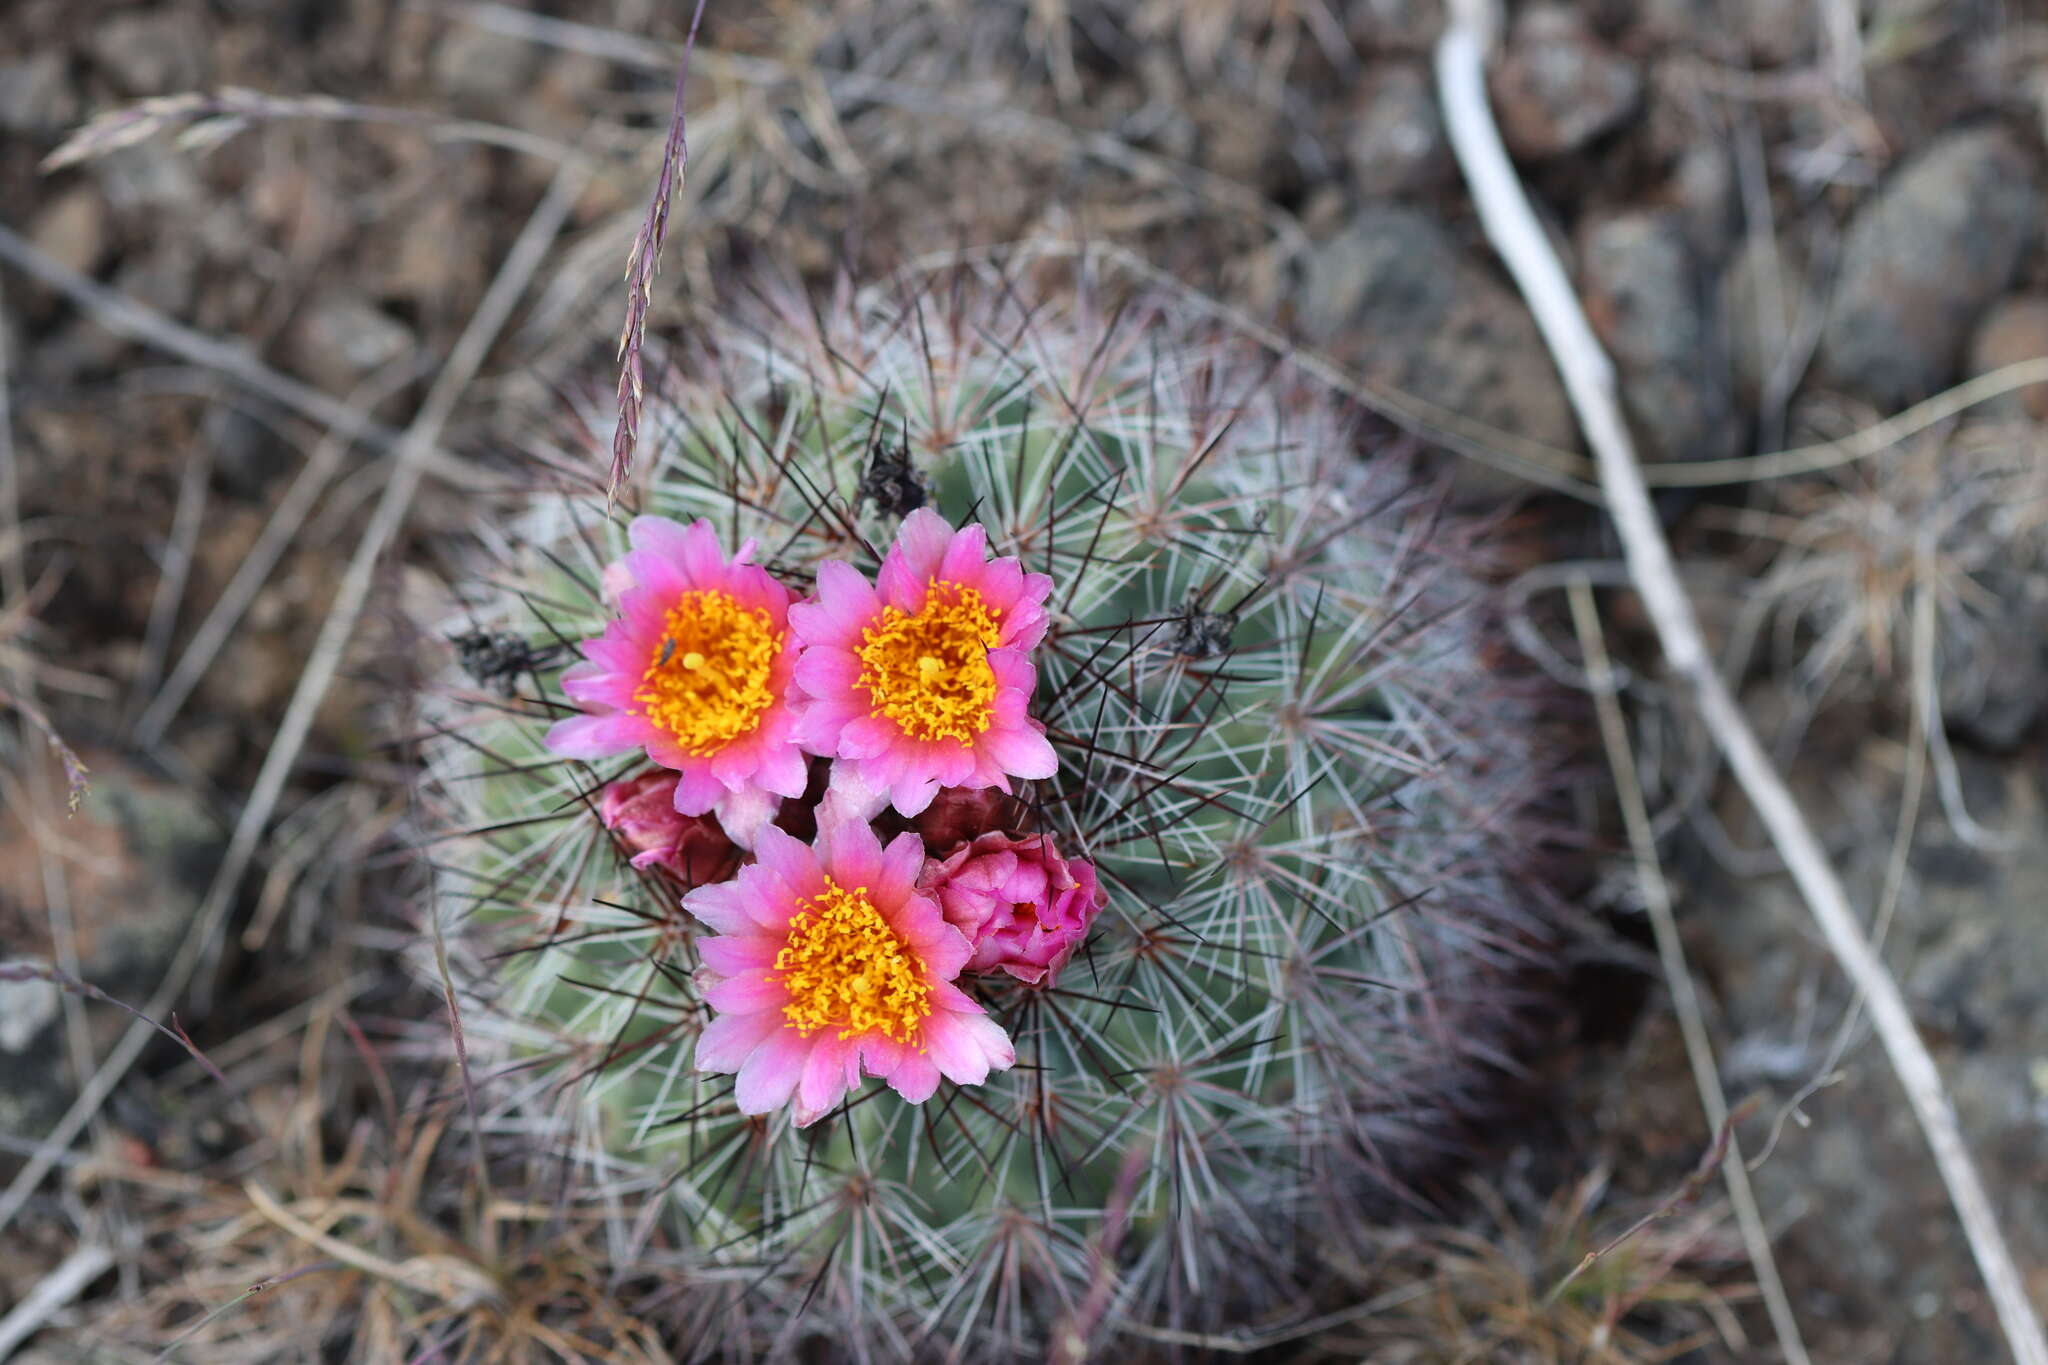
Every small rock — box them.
[91,143,203,215]
[0,970,60,1053]
[1580,209,1739,463]
[1670,137,1738,263]
[1720,234,1806,408]
[1730,0,1819,66]
[1296,204,1579,500]
[1966,295,2048,421]
[0,757,226,1146]
[1344,0,1446,51]
[1489,6,1642,159]
[1343,63,1452,197]
[1940,567,2048,751]
[287,290,416,394]
[89,10,209,96]
[28,185,107,279]
[433,23,541,108]
[0,52,78,135]
[1818,127,2041,409]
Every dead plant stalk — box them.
[1435,4,2048,1363]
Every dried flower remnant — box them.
[451,629,565,697]
[790,510,1058,817]
[546,517,807,838]
[919,831,1106,986]
[685,817,1015,1125]
[856,435,930,518]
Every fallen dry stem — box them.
[1438,6,2048,1361]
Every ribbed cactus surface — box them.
[419,259,1564,1358]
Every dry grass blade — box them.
[0,143,592,1239]
[1438,6,2048,1361]
[40,86,581,171]
[0,962,234,1099]
[0,681,88,811]
[1566,579,1809,1363]
[611,0,708,507]
[145,1262,345,1365]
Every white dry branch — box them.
[1434,5,2048,1364]
[0,1241,114,1362]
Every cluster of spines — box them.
[416,258,1561,1358]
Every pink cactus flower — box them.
[597,770,741,885]
[684,816,1016,1126]
[919,832,1106,987]
[789,509,1059,818]
[546,517,809,827]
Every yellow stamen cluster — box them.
[775,878,931,1042]
[632,589,781,756]
[856,580,1002,744]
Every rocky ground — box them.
[5,0,2048,1361]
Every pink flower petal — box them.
[887,1051,942,1104]
[754,743,811,801]
[696,935,776,976]
[888,772,943,818]
[793,647,861,698]
[671,766,727,816]
[817,814,883,889]
[733,1027,808,1115]
[795,1036,858,1125]
[712,785,779,849]
[682,881,755,935]
[979,725,1058,781]
[545,712,646,760]
[886,508,955,593]
[704,969,787,1014]
[837,716,899,762]
[750,823,818,894]
[925,1009,1014,1086]
[937,522,990,583]
[623,545,691,602]
[879,831,927,894]
[857,1034,909,1080]
[695,1009,786,1073]
[790,561,877,646]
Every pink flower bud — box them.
[599,770,741,886]
[918,832,1106,987]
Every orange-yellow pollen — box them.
[631,589,781,756]
[856,579,1002,744]
[774,878,931,1042]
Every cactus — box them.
[417,256,1567,1358]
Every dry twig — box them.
[1437,6,2048,1361]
